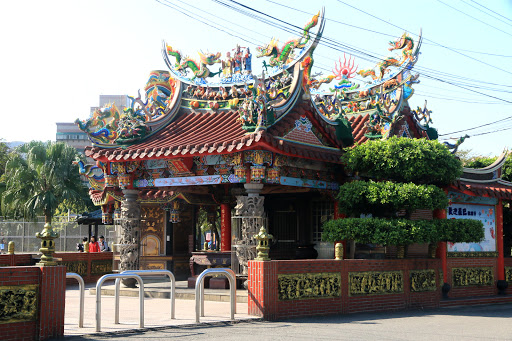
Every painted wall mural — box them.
[447,203,496,252]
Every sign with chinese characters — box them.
[447,204,496,252]
[280,177,339,190]
[154,175,222,187]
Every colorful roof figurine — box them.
[77,8,433,167]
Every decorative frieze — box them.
[62,261,87,276]
[0,284,38,323]
[278,273,341,301]
[452,267,494,287]
[410,270,437,292]
[349,271,403,296]
[448,252,498,258]
[505,267,512,284]
[91,260,113,275]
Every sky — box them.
[1,0,511,157]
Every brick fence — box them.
[0,266,66,341]
[0,252,113,284]
[249,258,508,320]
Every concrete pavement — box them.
[59,302,512,340]
[63,284,258,337]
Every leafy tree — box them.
[341,136,462,185]
[1,141,86,223]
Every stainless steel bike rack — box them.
[95,273,144,332]
[195,268,237,323]
[115,269,176,323]
[66,272,85,328]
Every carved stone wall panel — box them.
[349,271,403,296]
[410,270,437,292]
[278,273,341,301]
[0,284,38,323]
[452,267,494,287]
[91,260,113,275]
[62,261,87,276]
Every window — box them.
[312,201,334,242]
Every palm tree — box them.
[2,141,86,264]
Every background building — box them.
[56,95,129,156]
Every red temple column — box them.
[496,199,505,281]
[434,208,448,284]
[221,203,232,252]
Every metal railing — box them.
[66,272,85,328]
[115,270,176,322]
[195,268,237,323]
[95,273,144,332]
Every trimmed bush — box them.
[337,180,448,218]
[341,136,462,185]
[322,217,484,246]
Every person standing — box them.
[89,236,100,253]
[76,237,87,252]
[0,238,5,254]
[98,235,110,252]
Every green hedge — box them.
[337,181,448,218]
[322,217,484,246]
[341,137,462,185]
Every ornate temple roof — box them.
[450,152,512,200]
[78,8,433,166]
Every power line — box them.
[437,0,512,38]
[335,0,512,77]
[439,115,512,136]
[156,0,512,104]
[467,0,512,24]
[218,0,512,103]
[459,0,512,29]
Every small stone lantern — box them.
[36,223,60,266]
[254,227,273,261]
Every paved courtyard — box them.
[60,301,512,341]
[64,283,257,336]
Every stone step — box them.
[440,295,512,308]
[89,286,248,303]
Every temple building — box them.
[75,8,511,288]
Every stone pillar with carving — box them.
[119,189,141,287]
[233,184,265,276]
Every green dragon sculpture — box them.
[256,11,319,67]
[166,45,222,80]
[358,32,415,80]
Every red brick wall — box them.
[447,258,498,297]
[0,267,40,341]
[249,259,442,320]
[0,254,34,267]
[55,251,113,284]
[0,266,66,341]
[39,266,66,340]
[0,252,113,284]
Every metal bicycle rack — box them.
[95,273,144,332]
[195,268,237,323]
[115,269,176,322]
[66,273,85,328]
